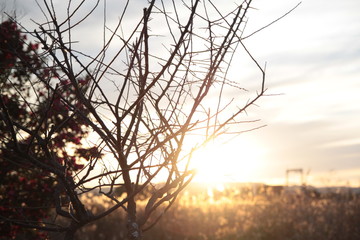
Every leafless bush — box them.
[0,0,290,239]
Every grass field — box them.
[72,183,360,240]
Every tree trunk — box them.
[126,199,142,240]
[127,219,142,240]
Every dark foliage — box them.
[0,19,100,239]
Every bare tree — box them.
[0,0,291,239]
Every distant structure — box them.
[286,168,304,186]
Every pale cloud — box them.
[234,0,360,186]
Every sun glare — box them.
[189,137,264,184]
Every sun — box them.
[188,137,264,184]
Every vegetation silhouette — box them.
[0,0,300,239]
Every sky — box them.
[1,0,359,187]
[239,0,360,186]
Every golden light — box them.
[189,137,265,184]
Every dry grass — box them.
[73,184,360,240]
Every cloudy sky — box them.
[2,0,359,187]
[241,0,360,186]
